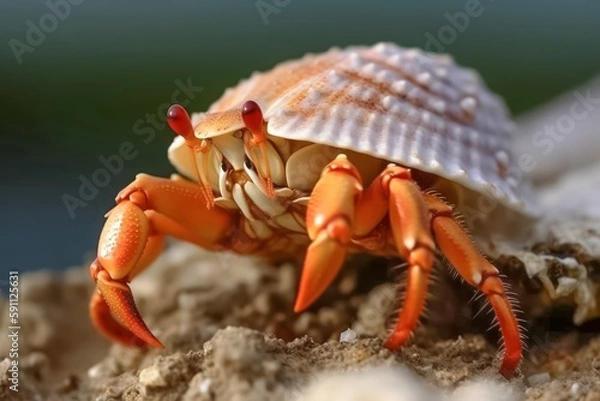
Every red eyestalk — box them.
[241,100,274,197]
[166,104,214,208]
[242,100,266,142]
[167,104,195,141]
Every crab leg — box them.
[292,155,521,378]
[295,158,435,312]
[375,167,436,351]
[423,193,522,378]
[89,173,233,348]
[300,159,437,347]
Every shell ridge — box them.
[191,43,536,215]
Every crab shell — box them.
[168,43,537,224]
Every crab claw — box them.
[294,155,363,312]
[91,265,164,348]
[89,173,234,348]
[89,281,148,348]
[89,199,164,348]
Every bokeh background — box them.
[1,0,599,274]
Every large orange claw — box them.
[89,199,164,348]
[89,174,233,348]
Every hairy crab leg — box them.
[376,167,436,351]
[89,173,233,348]
[423,193,522,378]
[291,155,521,378]
[294,154,363,312]
[315,160,437,348]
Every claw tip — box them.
[293,292,313,314]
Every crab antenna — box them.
[241,100,274,198]
[167,104,215,208]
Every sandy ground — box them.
[2,162,600,401]
[1,228,599,401]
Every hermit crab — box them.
[89,43,536,378]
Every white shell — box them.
[171,43,536,215]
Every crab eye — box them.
[167,104,194,139]
[241,100,264,134]
[220,160,229,173]
[244,156,254,170]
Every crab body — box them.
[89,43,535,379]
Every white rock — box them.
[339,328,357,343]
[527,372,551,386]
[555,277,579,297]
[452,379,524,401]
[570,382,582,395]
[295,366,525,401]
[139,365,167,388]
[0,358,10,375]
[294,365,441,401]
[199,378,212,394]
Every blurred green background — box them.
[1,0,599,273]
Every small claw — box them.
[294,154,361,312]
[294,216,349,312]
[96,269,163,348]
